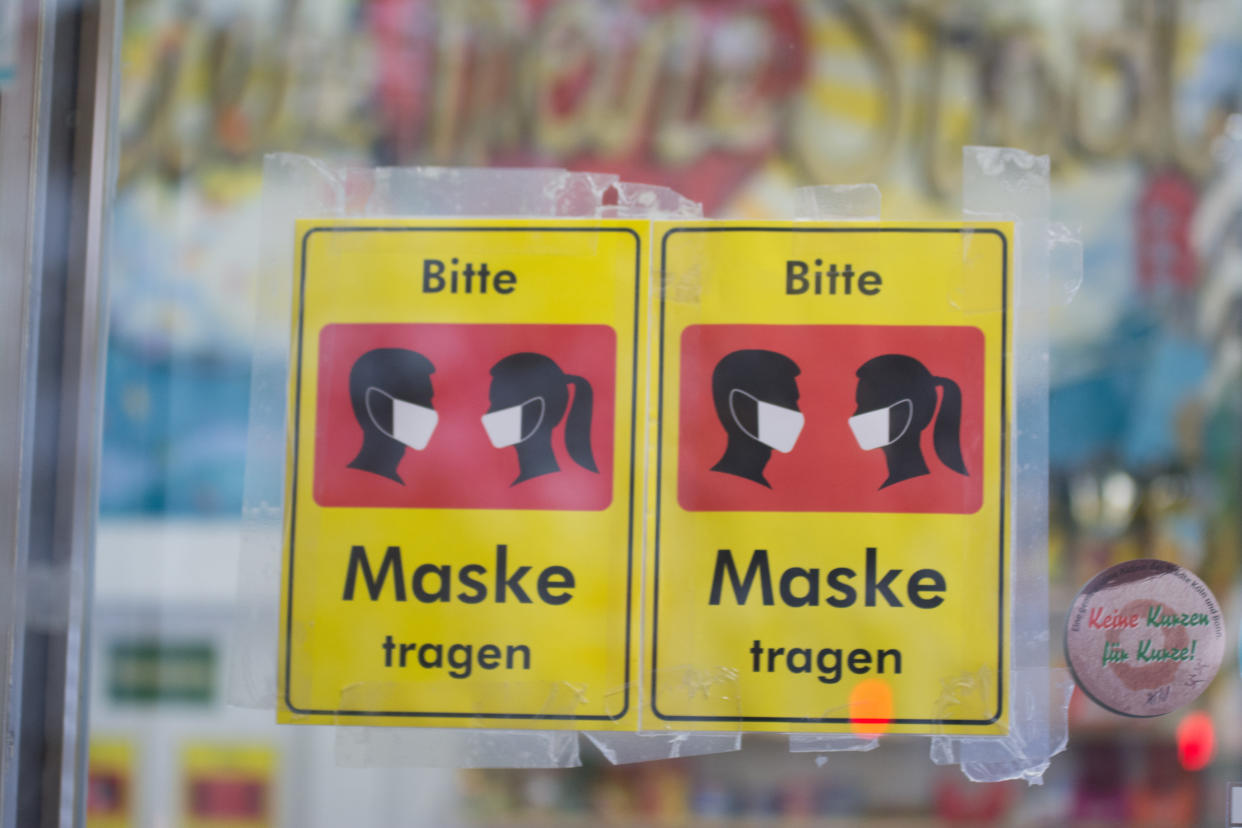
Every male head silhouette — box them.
[709,349,803,487]
[483,352,597,485]
[850,353,966,489]
[347,348,437,484]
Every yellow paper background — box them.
[279,219,646,729]
[647,222,1012,735]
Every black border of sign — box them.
[285,225,641,721]
[652,226,1009,725]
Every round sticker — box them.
[1065,559,1224,717]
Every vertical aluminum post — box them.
[0,0,117,824]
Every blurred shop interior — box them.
[71,0,1242,824]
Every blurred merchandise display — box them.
[180,743,277,828]
[86,739,136,828]
[101,0,1242,517]
[0,0,15,85]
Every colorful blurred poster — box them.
[0,0,16,86]
[87,738,135,828]
[103,0,1242,515]
[181,742,277,828]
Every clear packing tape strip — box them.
[229,148,1078,780]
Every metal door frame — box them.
[0,0,118,824]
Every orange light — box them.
[1176,711,1214,771]
[849,678,893,737]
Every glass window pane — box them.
[80,2,1242,826]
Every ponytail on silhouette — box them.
[852,353,970,488]
[564,375,597,472]
[932,376,967,475]
[484,352,600,485]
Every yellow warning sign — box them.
[647,222,1012,734]
[279,219,645,728]
[87,738,135,828]
[181,742,277,828]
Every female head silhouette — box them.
[849,354,967,489]
[710,349,804,487]
[483,353,597,485]
[347,348,437,484]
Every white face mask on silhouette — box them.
[848,399,913,451]
[482,397,545,448]
[729,389,804,454]
[366,386,438,451]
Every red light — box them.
[849,679,893,737]
[1176,711,1214,771]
